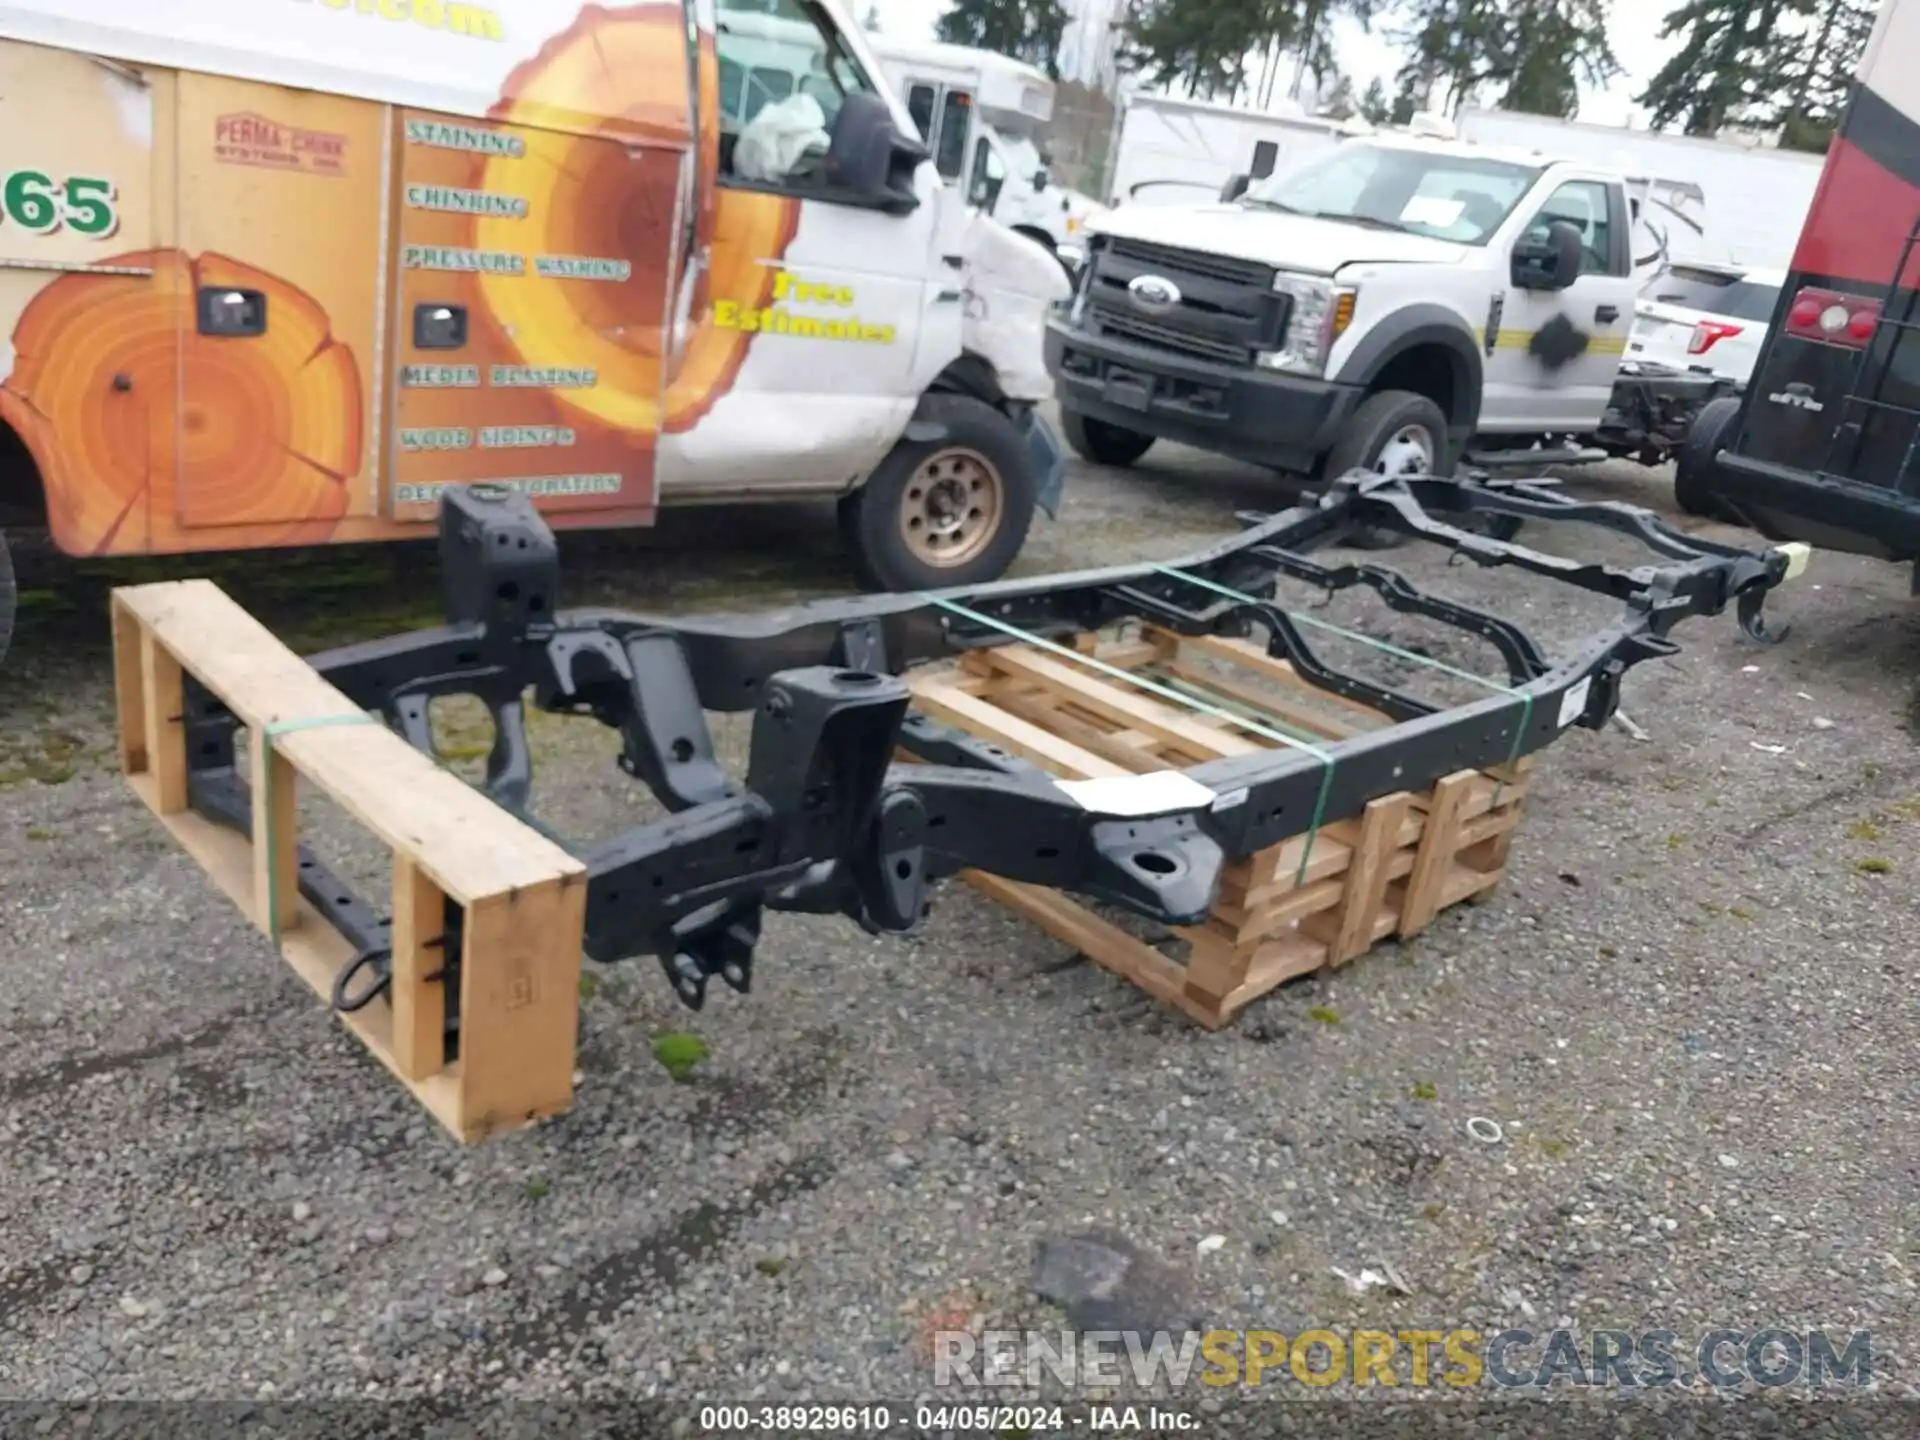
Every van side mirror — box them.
[823,92,925,215]
[1511,219,1583,291]
[1220,172,1251,203]
[1033,168,1050,193]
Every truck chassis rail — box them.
[164,474,1793,1050]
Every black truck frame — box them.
[172,476,1790,1044]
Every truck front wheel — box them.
[840,394,1038,592]
[1061,407,1156,467]
[1318,389,1451,549]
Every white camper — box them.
[1453,108,1827,271]
[1105,92,1368,209]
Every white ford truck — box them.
[1046,130,1727,496]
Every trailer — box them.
[1674,0,1920,582]
[1454,108,1826,272]
[1104,91,1366,209]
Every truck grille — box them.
[1084,238,1285,366]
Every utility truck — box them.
[0,0,1074,665]
[1045,127,1733,505]
[862,35,1100,268]
[1673,0,1920,589]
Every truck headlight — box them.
[1256,276,1357,376]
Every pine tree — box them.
[1494,0,1616,117]
[1773,0,1876,150]
[1358,76,1392,123]
[1386,0,1507,113]
[1388,0,1613,117]
[936,0,1072,79]
[1634,0,1810,136]
[1318,71,1359,118]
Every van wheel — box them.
[1675,395,1740,519]
[0,528,13,670]
[1061,406,1156,467]
[1318,389,1451,549]
[840,394,1037,592]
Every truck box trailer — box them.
[1675,0,1920,586]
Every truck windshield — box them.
[1242,143,1542,245]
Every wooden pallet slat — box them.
[111,578,588,1144]
[905,624,1536,1029]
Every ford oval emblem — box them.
[1127,274,1181,315]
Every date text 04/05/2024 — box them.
[695,1403,1201,1432]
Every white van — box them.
[0,0,1071,636]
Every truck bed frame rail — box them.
[173,474,1793,1043]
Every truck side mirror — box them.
[1220,172,1251,203]
[823,92,925,215]
[1033,168,1050,193]
[1511,219,1583,291]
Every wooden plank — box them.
[961,870,1232,1029]
[247,726,300,937]
[390,859,447,1083]
[1157,657,1358,743]
[140,628,188,813]
[456,879,586,1139]
[1162,631,1395,730]
[988,688,1191,772]
[908,678,1129,779]
[967,645,1265,758]
[111,598,149,776]
[1400,771,1472,936]
[1322,793,1414,964]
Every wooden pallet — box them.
[903,625,1532,1029]
[111,580,588,1144]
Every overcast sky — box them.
[864,0,1685,125]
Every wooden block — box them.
[1401,771,1472,936]
[111,578,589,1144]
[1317,793,1415,965]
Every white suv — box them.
[1628,262,1787,389]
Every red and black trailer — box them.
[1678,0,1920,577]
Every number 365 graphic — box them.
[0,171,118,239]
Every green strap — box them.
[929,598,1338,884]
[260,713,381,944]
[1151,566,1535,802]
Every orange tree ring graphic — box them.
[472,3,800,440]
[0,249,362,555]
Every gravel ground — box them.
[2,422,1919,1426]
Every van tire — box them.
[0,528,13,670]
[1675,395,1739,519]
[1061,406,1156,467]
[840,394,1037,592]
[1317,389,1452,549]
